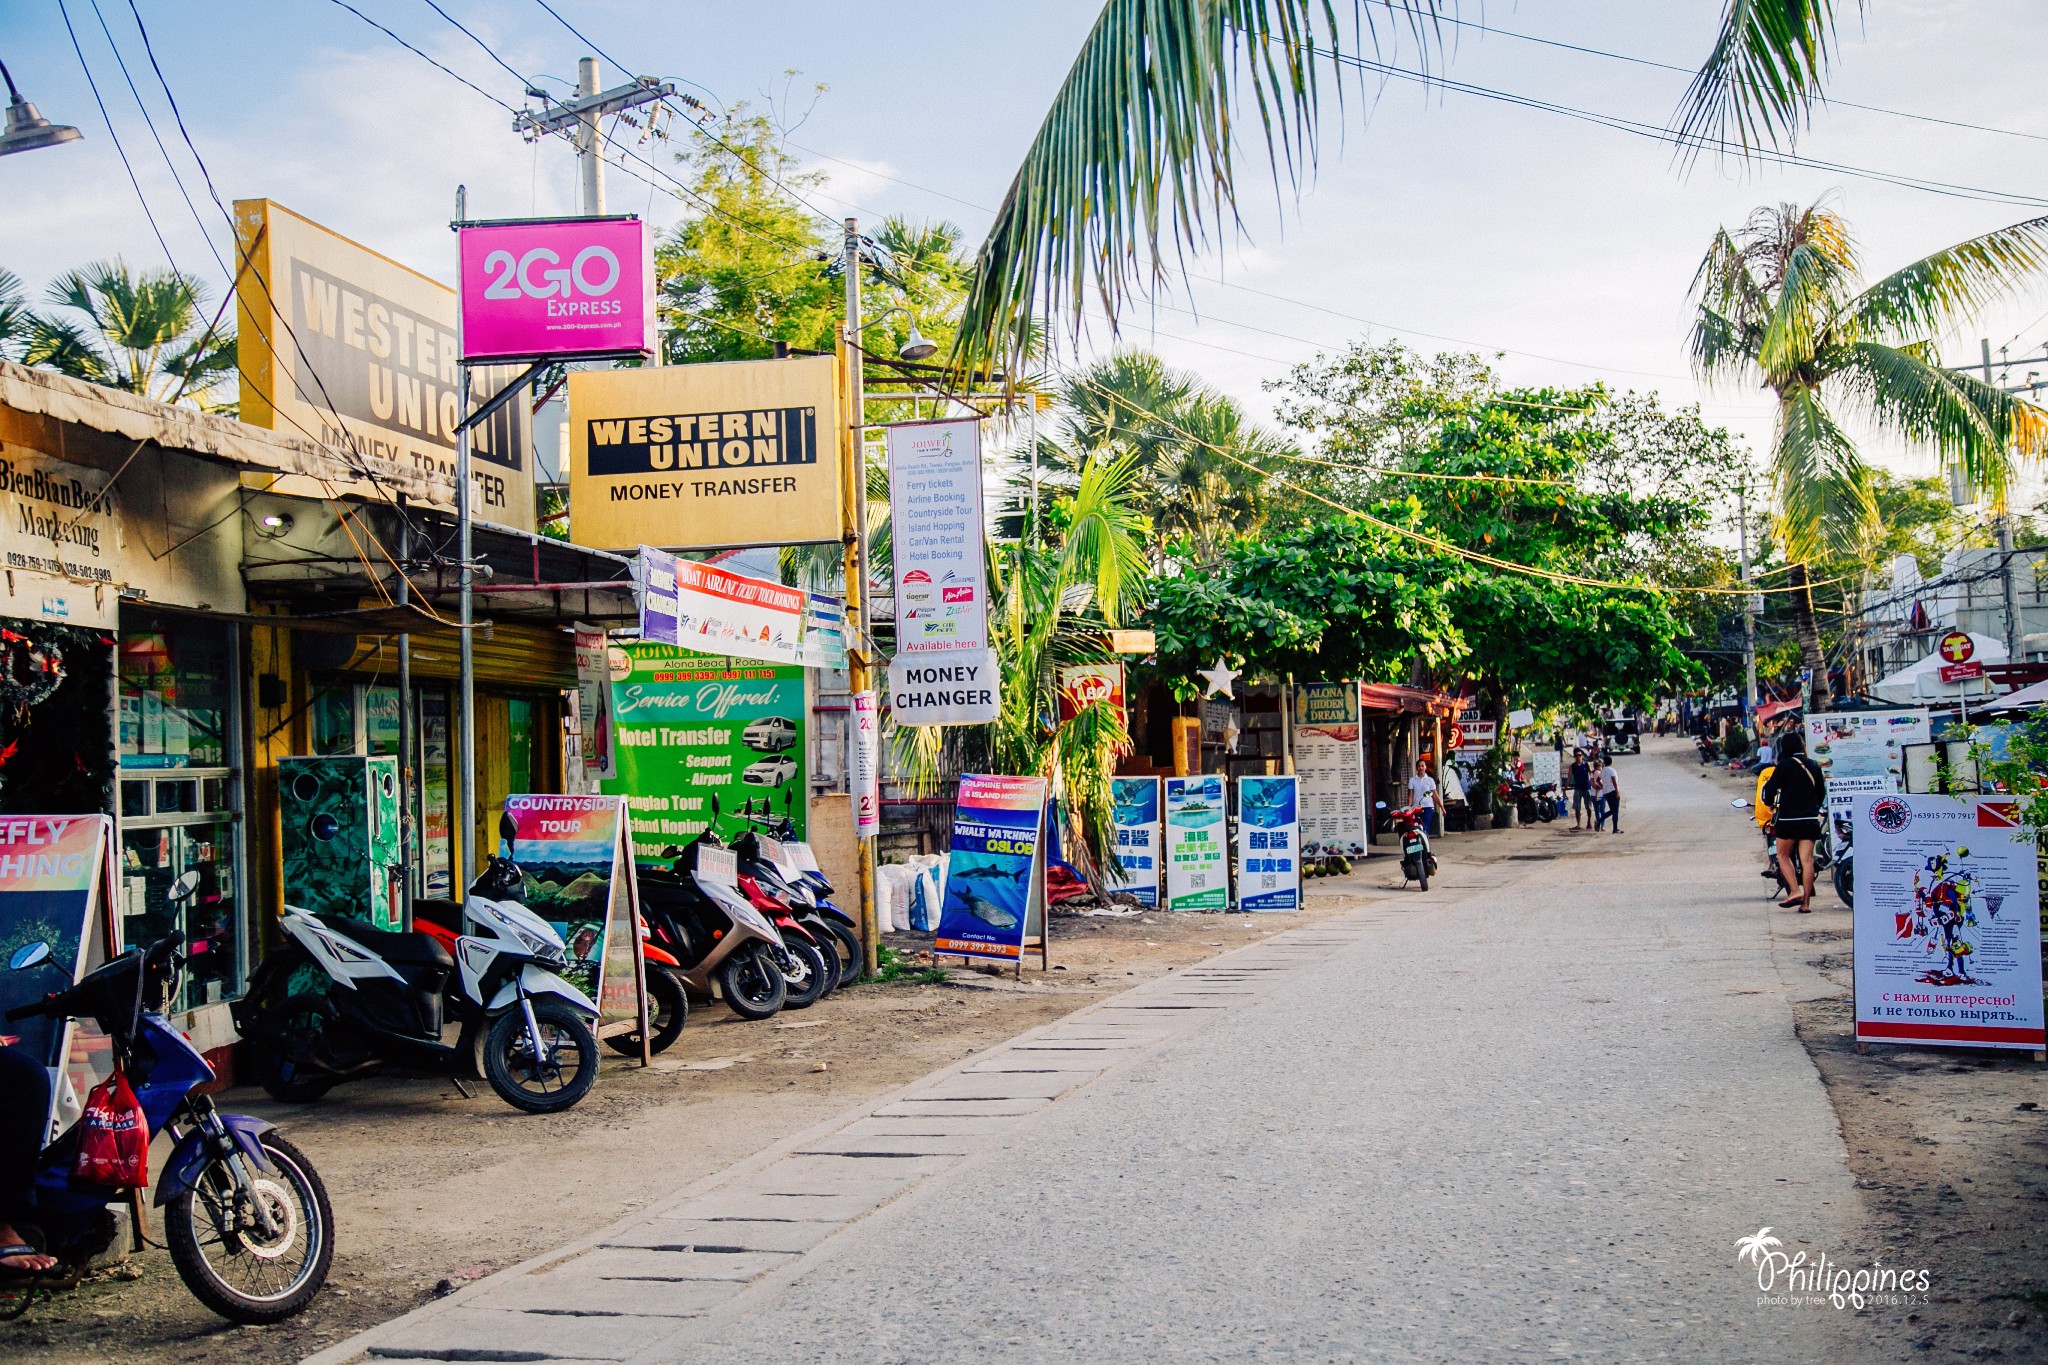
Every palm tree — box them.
[0,269,32,361]
[29,260,234,409]
[1689,201,2048,709]
[1734,1227,1783,1266]
[1009,352,1291,557]
[1676,2,1856,157]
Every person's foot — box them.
[1796,903,1812,913]
[0,1224,57,1275]
[1778,897,1804,909]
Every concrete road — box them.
[321,743,1871,1363]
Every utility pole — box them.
[843,217,878,978]
[455,184,477,885]
[1985,338,2022,659]
[1739,481,1757,731]
[576,58,604,214]
[512,64,677,215]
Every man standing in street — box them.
[1569,748,1593,830]
[1407,759,1444,837]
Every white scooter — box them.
[236,872,602,1114]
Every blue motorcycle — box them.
[5,936,333,1322]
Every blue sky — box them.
[6,1,2048,501]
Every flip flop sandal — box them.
[1778,897,1805,908]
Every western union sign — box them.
[568,356,842,550]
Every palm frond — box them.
[1835,342,2048,509]
[1757,239,1854,380]
[1846,215,2048,344]
[1673,0,1855,157]
[1772,383,1874,560]
[954,1,1444,369]
[1059,451,1154,625]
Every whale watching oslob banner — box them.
[934,774,1049,968]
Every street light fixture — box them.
[860,306,939,362]
[0,59,82,158]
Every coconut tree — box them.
[1689,201,2048,708]
[1006,351,1292,557]
[29,260,234,409]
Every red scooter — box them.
[1386,802,1438,891]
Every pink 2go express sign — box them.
[458,217,654,363]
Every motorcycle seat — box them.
[317,915,455,971]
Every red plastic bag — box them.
[73,1070,150,1188]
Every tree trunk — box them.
[1786,562,1832,711]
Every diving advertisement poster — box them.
[1110,776,1161,907]
[934,774,1049,962]
[1235,776,1300,912]
[0,816,116,1139]
[1852,794,2045,1051]
[1165,775,1229,911]
[503,795,631,1009]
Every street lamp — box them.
[0,59,81,158]
[860,306,938,362]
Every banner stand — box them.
[932,774,1050,977]
[619,811,651,1068]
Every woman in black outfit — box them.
[1761,730,1827,912]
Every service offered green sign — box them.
[601,643,807,864]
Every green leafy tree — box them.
[1689,200,2048,708]
[24,260,234,409]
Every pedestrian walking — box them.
[1761,730,1827,912]
[1568,748,1593,830]
[1594,758,1622,833]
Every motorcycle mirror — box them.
[1731,798,1751,809]
[1374,801,1387,810]
[167,869,203,903]
[499,810,518,842]
[9,941,51,970]
[709,794,720,820]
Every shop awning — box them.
[0,359,438,502]
[1358,683,1463,717]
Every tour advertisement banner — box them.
[232,199,533,530]
[934,774,1048,961]
[853,691,880,836]
[887,647,1000,727]
[502,795,631,1007]
[1236,775,1301,912]
[1293,682,1366,857]
[1165,774,1230,911]
[1110,776,1161,907]
[600,644,808,865]
[886,418,990,655]
[0,816,115,1137]
[568,355,843,552]
[1809,710,1930,814]
[1852,794,2045,1051]
[638,547,807,667]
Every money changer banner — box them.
[568,356,842,551]
[600,643,808,864]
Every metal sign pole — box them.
[843,217,879,979]
[455,184,478,885]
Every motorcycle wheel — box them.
[603,966,689,1057]
[805,927,842,996]
[1416,860,1430,892]
[819,919,862,986]
[164,1132,333,1324]
[717,943,787,1020]
[483,1000,599,1114]
[779,938,831,1010]
[1834,857,1853,908]
[254,994,342,1104]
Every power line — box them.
[1326,49,2048,210]
[1431,13,2048,148]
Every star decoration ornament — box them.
[1198,659,1239,700]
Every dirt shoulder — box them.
[1695,750,2048,1361]
[3,883,1393,1365]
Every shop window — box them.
[116,611,242,1013]
[308,681,456,900]
[0,622,116,816]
